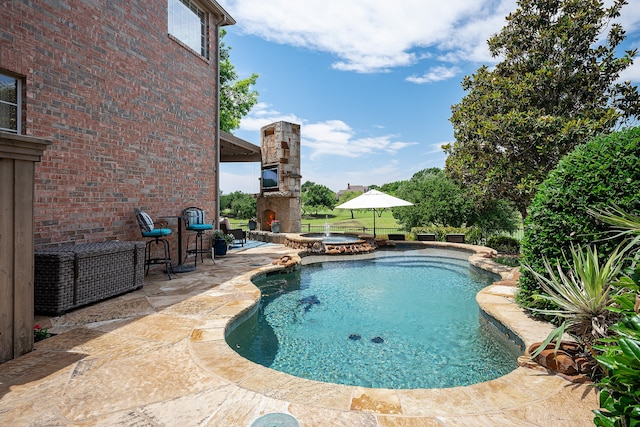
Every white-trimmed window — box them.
[168,0,208,58]
[0,73,20,134]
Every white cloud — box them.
[221,1,640,73]
[220,0,517,73]
[240,104,417,160]
[302,120,415,160]
[238,102,304,131]
[406,66,461,84]
[426,141,450,155]
[619,61,640,83]
[304,120,416,160]
[608,0,640,33]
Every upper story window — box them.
[168,0,208,58]
[0,73,21,134]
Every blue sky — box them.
[219,0,640,194]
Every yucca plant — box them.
[523,244,627,356]
[587,205,640,244]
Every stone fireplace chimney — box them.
[256,121,301,233]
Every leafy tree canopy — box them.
[337,190,361,205]
[393,168,519,230]
[301,181,316,192]
[219,29,259,132]
[379,181,405,194]
[220,191,256,219]
[446,0,640,219]
[301,182,336,215]
[338,190,363,219]
[394,169,473,228]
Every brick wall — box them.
[1,0,222,248]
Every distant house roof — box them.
[337,183,368,197]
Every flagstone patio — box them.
[0,241,598,426]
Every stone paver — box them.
[0,241,599,426]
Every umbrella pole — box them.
[373,208,376,238]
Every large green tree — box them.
[393,168,519,230]
[301,182,336,215]
[219,30,259,132]
[393,169,468,228]
[219,191,256,219]
[337,190,361,219]
[446,0,639,219]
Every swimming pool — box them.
[226,249,522,389]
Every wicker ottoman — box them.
[417,233,436,241]
[445,233,466,243]
[35,241,145,315]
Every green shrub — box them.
[517,127,640,310]
[486,235,520,255]
[494,256,520,267]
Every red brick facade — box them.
[1,0,231,248]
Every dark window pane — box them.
[0,103,18,132]
[0,75,17,103]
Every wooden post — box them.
[0,133,51,363]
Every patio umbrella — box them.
[335,189,413,237]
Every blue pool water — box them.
[226,250,521,389]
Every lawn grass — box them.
[301,208,402,229]
[231,208,402,231]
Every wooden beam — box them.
[0,160,14,362]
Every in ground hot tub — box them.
[285,232,375,255]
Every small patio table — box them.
[160,215,196,273]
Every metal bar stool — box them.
[134,208,173,279]
[182,206,214,267]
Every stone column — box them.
[256,122,301,233]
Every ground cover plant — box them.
[486,235,520,255]
[590,208,640,427]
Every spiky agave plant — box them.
[523,244,627,355]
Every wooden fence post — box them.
[0,133,51,363]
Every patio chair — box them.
[134,208,173,279]
[220,219,246,247]
[182,206,214,267]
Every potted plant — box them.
[212,230,234,256]
[270,219,281,233]
[33,324,51,342]
[248,217,257,230]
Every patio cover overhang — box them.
[220,130,261,163]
